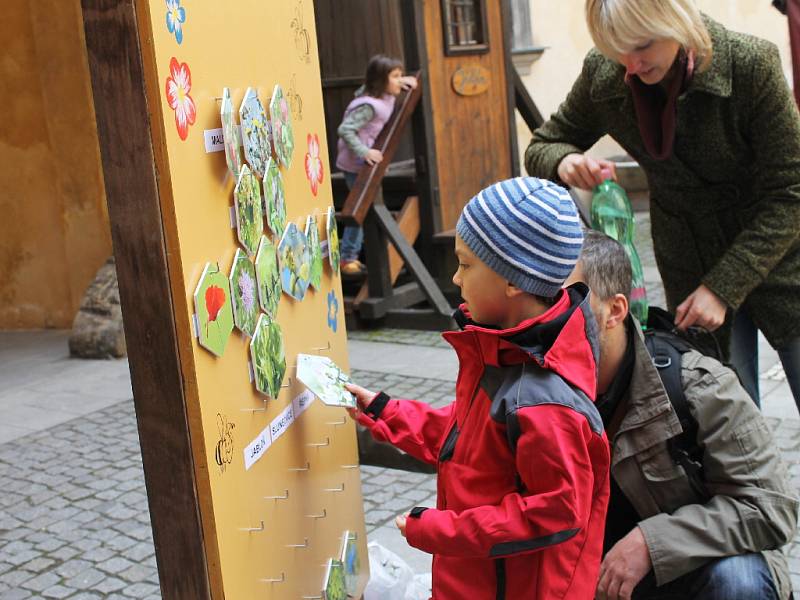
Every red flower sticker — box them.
[205,285,226,324]
[165,57,196,140]
[304,133,324,196]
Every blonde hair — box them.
[585,0,713,72]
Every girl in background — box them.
[336,54,417,275]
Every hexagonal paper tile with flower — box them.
[278,222,311,301]
[229,248,260,337]
[269,84,295,169]
[264,158,287,239]
[234,164,264,256]
[250,314,286,399]
[220,87,243,178]
[239,87,272,178]
[255,235,281,318]
[193,262,234,357]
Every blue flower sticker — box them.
[327,290,339,333]
[166,0,186,44]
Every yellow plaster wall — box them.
[517,0,793,167]
[0,0,111,329]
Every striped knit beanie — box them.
[456,177,583,297]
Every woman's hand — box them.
[675,284,728,332]
[364,148,384,165]
[557,153,617,190]
[344,382,376,419]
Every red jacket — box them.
[359,285,610,599]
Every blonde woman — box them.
[526,0,800,414]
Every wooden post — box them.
[80,1,213,597]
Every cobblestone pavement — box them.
[0,402,159,599]
[347,329,449,348]
[2,363,799,597]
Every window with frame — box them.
[441,0,489,55]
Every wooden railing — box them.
[339,71,423,226]
[512,67,544,132]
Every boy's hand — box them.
[344,383,376,420]
[395,512,409,537]
[557,153,617,190]
[399,76,418,91]
[364,149,384,165]
[595,527,651,600]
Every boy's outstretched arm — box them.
[346,383,453,466]
[403,404,609,559]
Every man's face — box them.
[452,235,509,326]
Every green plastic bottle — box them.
[590,169,649,326]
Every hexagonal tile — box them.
[324,558,347,600]
[278,222,311,301]
[220,87,243,178]
[305,215,323,290]
[326,206,340,274]
[250,314,286,399]
[228,249,260,337]
[269,84,294,169]
[193,262,234,357]
[264,158,287,239]
[255,235,281,318]
[239,87,272,178]
[234,164,264,256]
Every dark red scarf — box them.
[626,50,695,160]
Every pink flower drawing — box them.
[165,57,196,140]
[304,133,324,196]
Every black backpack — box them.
[642,307,728,501]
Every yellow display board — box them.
[133,0,368,597]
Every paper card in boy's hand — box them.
[296,354,356,408]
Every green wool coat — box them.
[526,16,800,350]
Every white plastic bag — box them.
[364,541,431,600]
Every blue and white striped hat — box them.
[456,177,583,297]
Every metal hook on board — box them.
[307,437,330,448]
[238,520,265,533]
[323,483,345,493]
[286,537,310,548]
[305,509,327,519]
[341,464,360,470]
[280,377,294,389]
[325,417,347,426]
[301,596,323,599]
[312,341,331,354]
[259,572,285,584]
[240,404,267,413]
[288,462,311,472]
[264,489,289,500]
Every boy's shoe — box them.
[340,260,366,276]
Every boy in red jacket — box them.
[347,177,610,599]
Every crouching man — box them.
[567,231,798,600]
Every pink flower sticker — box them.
[304,133,324,196]
[165,57,196,140]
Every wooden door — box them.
[423,0,516,230]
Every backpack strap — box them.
[644,331,709,500]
